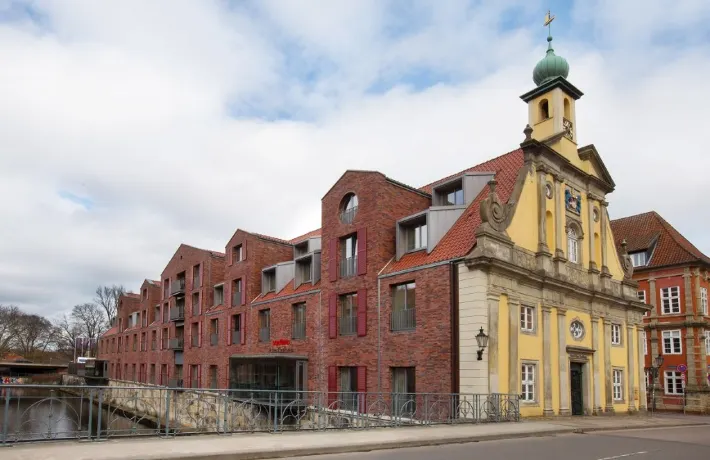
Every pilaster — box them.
[626,325,636,412]
[542,306,554,416]
[649,278,658,319]
[553,175,564,260]
[603,317,614,413]
[487,294,500,394]
[508,297,520,396]
[591,315,603,414]
[637,326,648,411]
[558,307,570,415]
[600,201,610,277]
[587,194,598,272]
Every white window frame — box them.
[567,227,579,264]
[637,290,646,304]
[705,331,710,355]
[520,306,535,333]
[664,370,684,395]
[612,369,623,401]
[521,363,536,402]
[661,286,680,314]
[643,330,647,355]
[630,252,647,267]
[701,287,708,315]
[662,329,682,354]
[611,324,621,345]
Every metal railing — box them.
[339,256,358,278]
[340,206,357,224]
[391,308,416,331]
[232,291,241,306]
[168,338,184,350]
[169,306,184,321]
[210,333,218,346]
[191,335,199,347]
[292,322,306,340]
[340,316,357,335]
[232,331,241,345]
[170,279,186,296]
[259,327,270,343]
[0,384,520,445]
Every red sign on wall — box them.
[270,338,293,353]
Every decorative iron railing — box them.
[170,279,186,296]
[391,308,416,331]
[169,306,184,321]
[168,338,184,350]
[339,316,357,335]
[339,256,358,278]
[0,384,520,445]
[340,206,357,224]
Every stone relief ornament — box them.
[570,319,585,341]
[565,188,582,214]
[545,183,553,199]
[480,179,513,233]
[620,239,634,279]
[592,207,600,222]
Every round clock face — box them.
[570,320,585,341]
[545,183,553,199]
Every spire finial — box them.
[544,10,555,51]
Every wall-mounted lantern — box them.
[476,327,489,361]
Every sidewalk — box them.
[4,414,708,460]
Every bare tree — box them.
[71,303,107,343]
[14,314,54,357]
[0,304,20,356]
[94,284,125,326]
[54,314,82,354]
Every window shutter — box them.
[227,317,231,346]
[328,292,337,338]
[240,313,246,345]
[328,366,337,407]
[329,238,337,282]
[198,321,202,347]
[243,240,247,261]
[357,366,367,413]
[241,276,246,306]
[357,288,367,337]
[357,228,367,275]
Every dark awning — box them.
[229,354,308,360]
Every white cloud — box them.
[0,0,708,317]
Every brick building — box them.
[611,211,710,412]
[99,28,647,416]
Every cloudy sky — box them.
[1,0,709,317]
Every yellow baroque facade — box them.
[457,33,648,416]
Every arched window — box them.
[539,99,550,121]
[340,193,359,224]
[563,98,571,119]
[567,226,579,263]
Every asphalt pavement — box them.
[280,425,710,460]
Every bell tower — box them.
[520,11,583,161]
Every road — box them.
[280,425,710,460]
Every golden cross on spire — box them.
[544,10,555,38]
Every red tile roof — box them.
[101,326,119,337]
[610,211,710,269]
[248,232,293,246]
[254,280,321,303]
[384,148,524,274]
[289,229,322,244]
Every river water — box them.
[1,386,147,442]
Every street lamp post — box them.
[645,353,664,414]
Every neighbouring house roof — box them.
[610,211,710,270]
[289,229,322,244]
[384,148,525,274]
[101,326,119,338]
[254,280,321,303]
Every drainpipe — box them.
[376,259,393,394]
[450,261,460,395]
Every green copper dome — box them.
[533,36,569,86]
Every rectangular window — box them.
[643,330,647,355]
[190,364,199,389]
[142,310,147,327]
[664,371,684,395]
[661,286,681,314]
[210,365,218,389]
[192,264,201,289]
[259,309,270,342]
[339,293,358,336]
[613,369,623,401]
[210,318,219,346]
[405,224,427,251]
[214,285,224,306]
[163,303,169,322]
[637,290,646,304]
[662,330,682,354]
[231,314,241,345]
[520,305,535,333]
[705,331,710,355]
[232,244,243,264]
[391,282,416,331]
[162,327,169,349]
[611,324,621,345]
[292,303,306,339]
[154,304,160,323]
[339,367,358,410]
[132,334,137,351]
[160,364,168,385]
[521,363,536,402]
[567,231,579,264]
[446,186,464,206]
[191,322,199,347]
[701,288,708,315]
[392,367,416,416]
[150,364,156,384]
[340,235,358,278]
[232,279,243,306]
[630,252,647,267]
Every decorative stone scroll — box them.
[480,179,513,233]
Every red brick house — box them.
[611,211,710,412]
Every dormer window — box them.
[446,187,464,206]
[406,223,427,252]
[263,268,276,294]
[232,244,243,264]
[433,177,465,207]
[630,251,647,267]
[340,193,359,224]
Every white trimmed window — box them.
[521,363,536,402]
[664,371,684,395]
[567,227,579,264]
[661,286,680,314]
[662,330,682,354]
[520,306,535,332]
[637,290,646,304]
[611,324,621,345]
[705,331,710,355]
[701,288,708,315]
[612,369,623,401]
[643,330,647,355]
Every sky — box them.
[1,0,709,318]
